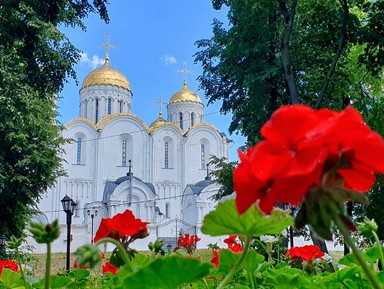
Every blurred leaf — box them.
[121,256,211,289]
[202,199,293,237]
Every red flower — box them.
[94,210,149,243]
[102,261,118,275]
[234,105,384,214]
[285,245,324,261]
[210,250,220,268]
[73,260,88,269]
[0,260,18,275]
[223,235,243,253]
[175,234,201,254]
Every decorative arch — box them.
[108,178,156,221]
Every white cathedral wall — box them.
[183,126,226,185]
[95,115,150,201]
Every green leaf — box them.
[68,268,90,280]
[49,276,71,289]
[240,249,266,273]
[121,256,211,289]
[0,269,24,289]
[263,267,312,289]
[201,199,293,237]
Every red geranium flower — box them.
[94,210,149,243]
[234,105,384,215]
[210,250,220,268]
[0,260,18,275]
[223,235,243,253]
[285,245,324,261]
[174,233,201,254]
[102,261,118,275]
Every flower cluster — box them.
[234,105,384,215]
[174,233,201,255]
[0,260,18,275]
[285,245,324,262]
[94,209,149,243]
[224,235,243,253]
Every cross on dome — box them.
[176,62,194,87]
[153,95,167,117]
[99,34,115,62]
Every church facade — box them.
[31,52,231,252]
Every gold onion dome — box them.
[149,112,168,130]
[81,56,131,90]
[169,81,202,105]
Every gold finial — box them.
[153,94,167,117]
[99,34,115,63]
[176,61,194,88]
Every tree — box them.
[208,156,238,201]
[0,0,109,239]
[195,0,384,256]
[195,0,384,144]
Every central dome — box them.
[169,81,202,105]
[81,57,131,90]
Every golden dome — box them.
[149,112,168,130]
[169,81,202,105]
[81,57,131,90]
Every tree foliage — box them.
[0,0,109,238]
[195,0,384,144]
[208,156,237,200]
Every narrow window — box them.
[201,144,205,169]
[95,99,99,122]
[165,203,170,218]
[77,138,82,165]
[122,140,127,167]
[119,101,123,113]
[179,112,183,130]
[164,142,169,168]
[169,115,172,122]
[107,98,112,114]
[191,112,195,127]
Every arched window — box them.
[165,203,170,218]
[191,112,195,127]
[107,98,112,114]
[122,140,127,167]
[179,112,183,130]
[76,138,82,165]
[201,144,205,169]
[169,114,172,122]
[95,99,99,122]
[164,142,169,168]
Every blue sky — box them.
[58,0,246,161]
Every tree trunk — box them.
[279,0,300,104]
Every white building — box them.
[30,52,231,252]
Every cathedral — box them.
[30,47,231,252]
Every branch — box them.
[280,0,300,104]
[315,0,349,109]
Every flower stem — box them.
[45,242,52,289]
[333,214,382,289]
[15,246,27,289]
[372,231,384,271]
[216,236,250,289]
[95,237,132,271]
